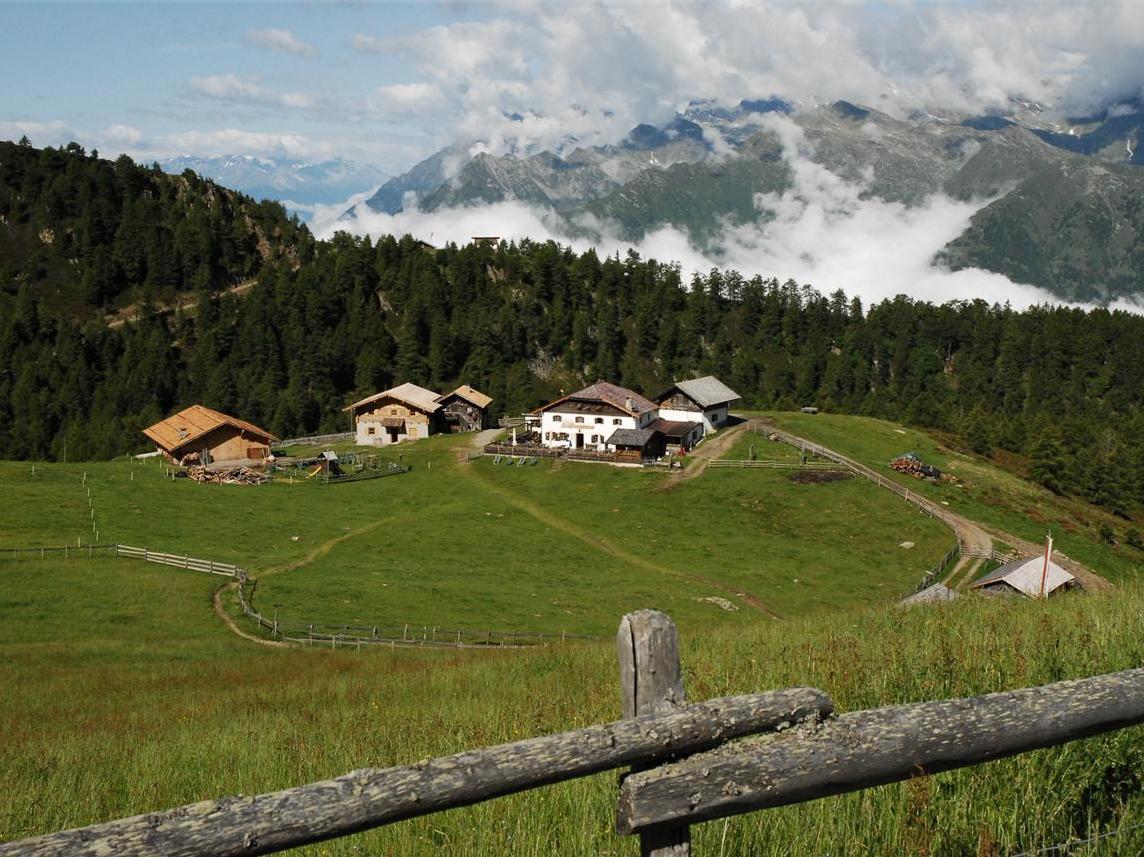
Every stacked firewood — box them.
[186,465,270,485]
[890,456,943,480]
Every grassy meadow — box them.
[1,417,1142,855]
[763,412,1144,581]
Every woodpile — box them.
[186,465,269,485]
[890,454,943,480]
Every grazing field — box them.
[0,429,951,637]
[2,554,1143,855]
[763,412,1142,581]
[2,419,1142,855]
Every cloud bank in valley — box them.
[315,114,1074,312]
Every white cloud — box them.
[190,74,318,110]
[104,124,143,145]
[343,0,1144,162]
[247,28,318,58]
[319,109,1126,313]
[368,82,447,114]
[0,119,78,146]
[160,128,335,160]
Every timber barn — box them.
[143,405,278,466]
[437,385,493,433]
[345,382,444,446]
[656,376,741,433]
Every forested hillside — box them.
[4,142,1144,517]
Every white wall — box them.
[540,410,635,451]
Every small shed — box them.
[344,382,444,446]
[900,583,960,606]
[606,427,664,460]
[970,556,1078,598]
[437,385,494,433]
[142,405,278,466]
[646,418,703,454]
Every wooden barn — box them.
[437,385,493,433]
[142,405,278,466]
[344,382,444,446]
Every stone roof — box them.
[660,376,741,408]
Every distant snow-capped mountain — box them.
[161,155,388,209]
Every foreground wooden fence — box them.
[4,609,1142,857]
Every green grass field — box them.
[1,418,1142,855]
[763,412,1144,581]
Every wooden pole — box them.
[1039,533,1053,598]
[617,610,691,857]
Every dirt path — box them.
[105,279,257,328]
[658,421,751,489]
[755,419,1110,592]
[212,582,289,648]
[461,459,781,618]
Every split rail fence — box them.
[3,609,1142,857]
[0,542,592,650]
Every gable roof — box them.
[659,376,741,408]
[900,583,960,606]
[537,380,657,417]
[440,384,493,409]
[970,555,1076,597]
[344,382,443,414]
[142,405,277,452]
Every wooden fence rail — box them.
[707,459,842,470]
[3,610,1141,857]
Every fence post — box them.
[617,610,690,857]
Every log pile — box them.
[890,455,943,480]
[186,465,270,485]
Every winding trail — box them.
[464,428,780,618]
[754,419,1109,592]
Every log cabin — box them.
[142,405,278,466]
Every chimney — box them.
[626,396,634,412]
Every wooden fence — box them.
[114,544,240,577]
[707,458,842,470]
[483,443,643,464]
[3,609,1142,857]
[276,431,354,447]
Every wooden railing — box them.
[4,609,1142,857]
[707,458,842,470]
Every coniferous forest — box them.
[4,141,1144,515]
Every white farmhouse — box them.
[535,381,658,452]
[655,376,741,434]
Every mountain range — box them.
[362,97,1144,303]
[161,155,387,213]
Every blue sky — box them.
[2,1,1141,173]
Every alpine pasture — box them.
[2,419,1143,855]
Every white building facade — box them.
[536,381,658,451]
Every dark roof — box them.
[606,427,656,448]
[537,380,657,417]
[657,376,741,408]
[647,418,702,438]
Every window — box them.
[613,418,622,425]
[390,408,398,415]
[367,426,376,436]
[544,432,551,440]
[595,417,604,424]
[574,416,585,424]
[553,415,562,422]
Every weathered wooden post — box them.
[617,610,690,857]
